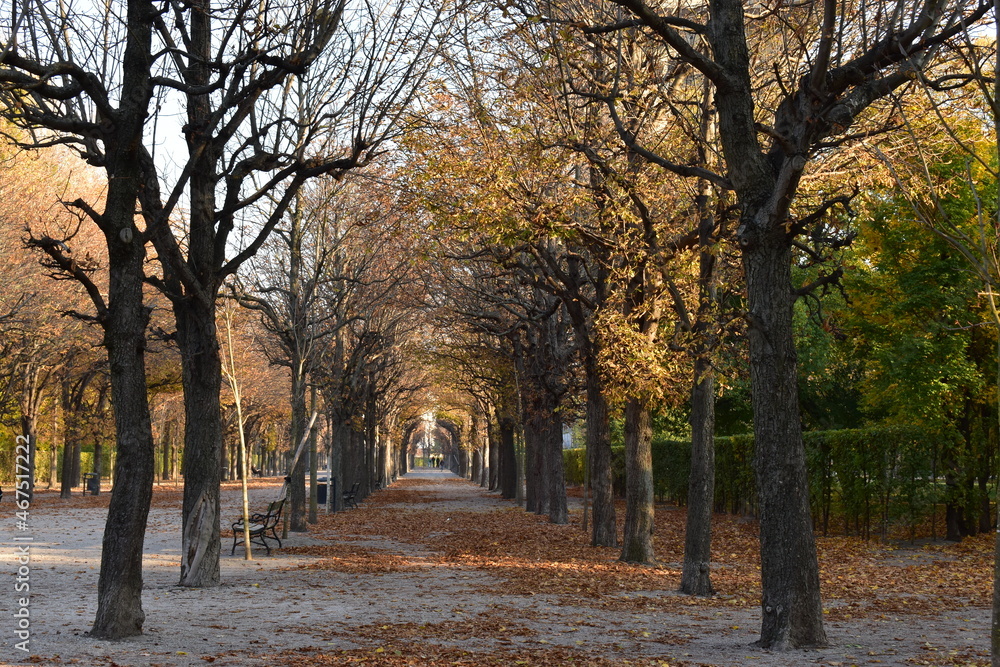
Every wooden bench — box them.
[343,481,361,509]
[231,498,284,556]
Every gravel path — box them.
[0,471,990,666]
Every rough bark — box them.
[59,380,76,498]
[350,426,364,498]
[48,407,59,488]
[20,384,39,498]
[499,416,518,500]
[488,414,499,491]
[161,420,173,481]
[522,392,540,512]
[708,0,826,645]
[91,258,155,638]
[681,194,719,596]
[471,448,482,484]
[90,156,156,638]
[176,298,223,588]
[585,351,617,547]
[546,411,568,524]
[289,362,308,531]
[161,0,225,588]
[744,229,826,649]
[364,388,377,495]
[378,427,389,488]
[308,388,319,524]
[330,418,347,512]
[480,419,490,488]
[459,446,470,479]
[680,358,715,595]
[59,440,77,497]
[399,421,412,477]
[620,396,655,564]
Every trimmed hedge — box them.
[0,439,108,486]
[565,425,955,539]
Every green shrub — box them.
[564,424,954,538]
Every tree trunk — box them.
[330,418,347,512]
[72,439,81,488]
[91,204,156,639]
[60,434,76,498]
[499,416,517,499]
[91,284,154,637]
[171,430,179,480]
[458,447,469,479]
[49,406,59,488]
[93,443,103,486]
[364,388,377,495]
[527,398,549,514]
[398,425,409,476]
[377,426,389,488]
[59,380,75,498]
[585,352,617,547]
[488,414,499,491]
[523,408,538,512]
[702,0,828,644]
[480,417,489,488]
[176,297,223,588]
[744,230,826,649]
[350,426,364,499]
[620,396,655,563]
[162,420,172,481]
[515,426,525,505]
[21,411,38,498]
[87,0,157,627]
[289,356,308,531]
[308,387,319,524]
[546,411,568,524]
[680,82,721,596]
[681,357,715,595]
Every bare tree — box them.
[137,0,452,587]
[238,174,412,528]
[0,0,453,637]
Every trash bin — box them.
[83,473,100,495]
[316,476,327,505]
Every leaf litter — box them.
[14,473,992,666]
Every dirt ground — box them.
[0,471,991,666]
